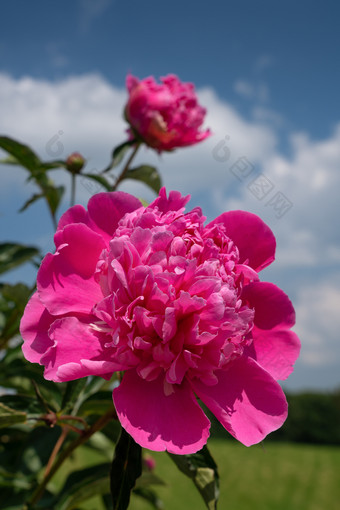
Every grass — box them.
[54,440,340,510]
[131,441,340,510]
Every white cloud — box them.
[0,72,126,167]
[78,0,113,33]
[252,106,284,128]
[254,54,275,73]
[213,111,340,269]
[46,43,69,70]
[234,80,254,98]
[234,79,269,102]
[295,280,340,367]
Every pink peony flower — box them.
[124,74,211,151]
[20,189,300,454]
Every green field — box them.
[75,440,340,510]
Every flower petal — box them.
[41,316,125,382]
[113,370,210,454]
[87,192,142,239]
[149,187,190,213]
[249,327,301,380]
[242,282,296,330]
[37,223,105,315]
[57,204,88,231]
[20,292,54,363]
[57,193,142,244]
[207,211,276,271]
[192,357,288,446]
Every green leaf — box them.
[0,283,32,345]
[0,282,32,305]
[61,378,111,418]
[168,445,220,510]
[110,427,142,510]
[138,197,149,207]
[77,389,114,417]
[61,379,89,415]
[133,487,163,510]
[80,375,109,400]
[0,488,33,510]
[0,394,44,416]
[0,155,21,165]
[0,136,65,217]
[135,471,165,488]
[43,184,65,216]
[86,429,117,458]
[61,379,113,426]
[0,136,66,173]
[0,243,40,275]
[0,136,41,172]
[78,398,113,417]
[20,426,62,476]
[124,165,162,193]
[18,183,64,217]
[0,403,26,428]
[18,192,46,213]
[0,347,63,409]
[0,467,32,490]
[39,160,67,171]
[53,463,112,510]
[0,310,21,345]
[19,183,64,216]
[0,425,30,478]
[82,173,113,191]
[102,140,137,173]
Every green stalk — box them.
[112,142,141,191]
[70,172,76,207]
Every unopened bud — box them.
[66,152,85,174]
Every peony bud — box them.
[66,152,85,174]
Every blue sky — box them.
[1,0,340,391]
[2,0,339,139]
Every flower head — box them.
[20,189,300,454]
[124,74,211,151]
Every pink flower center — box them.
[93,206,255,387]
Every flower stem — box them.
[59,415,89,428]
[27,407,118,507]
[70,172,76,207]
[112,142,141,191]
[43,426,69,479]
